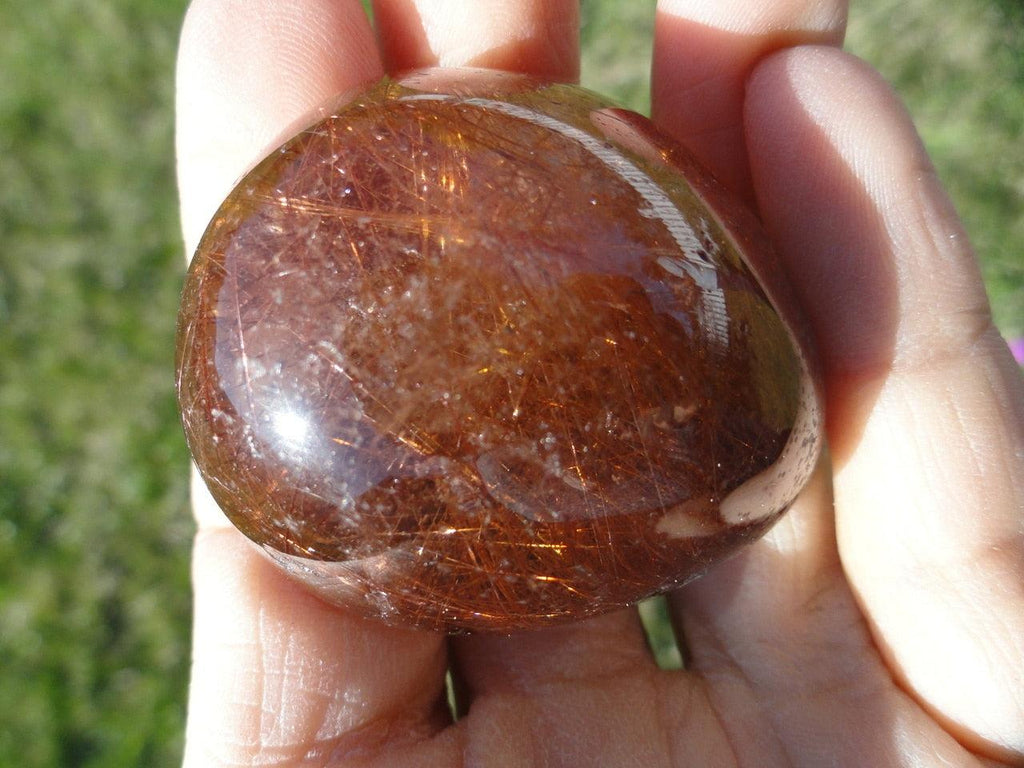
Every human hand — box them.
[175,1,1024,765]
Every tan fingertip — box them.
[657,0,846,38]
[373,0,579,80]
[651,0,846,201]
[176,0,382,255]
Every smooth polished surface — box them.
[176,69,822,631]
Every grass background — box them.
[0,1,1020,765]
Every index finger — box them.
[176,0,382,257]
[373,0,579,80]
[175,4,451,767]
[652,0,847,200]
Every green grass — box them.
[0,1,1019,765]
[0,2,192,765]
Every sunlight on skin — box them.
[659,0,846,33]
[373,0,578,79]
[652,0,846,200]
[176,0,1023,764]
[745,48,1024,757]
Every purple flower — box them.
[1008,337,1024,366]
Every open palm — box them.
[176,1,1024,765]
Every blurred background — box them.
[0,0,1020,765]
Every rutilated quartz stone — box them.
[176,68,823,632]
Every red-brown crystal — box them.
[176,69,823,632]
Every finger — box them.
[651,0,846,200]
[176,0,382,255]
[450,611,694,767]
[453,610,651,694]
[670,460,978,766]
[183,530,449,767]
[177,3,451,765]
[372,0,579,81]
[177,0,382,530]
[747,46,1024,761]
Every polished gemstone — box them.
[176,68,823,632]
